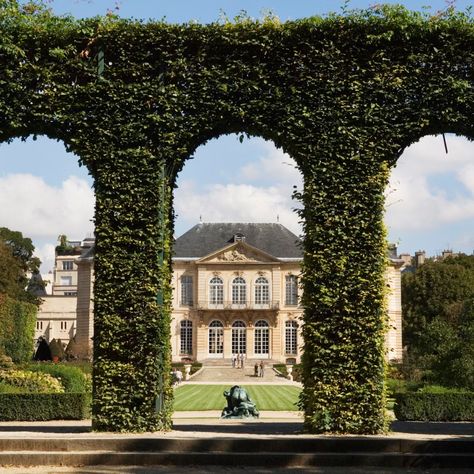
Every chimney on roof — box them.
[415,250,426,268]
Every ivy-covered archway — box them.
[1,2,473,433]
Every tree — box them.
[0,241,25,300]
[402,257,474,347]
[402,255,474,389]
[0,227,42,304]
[0,227,35,271]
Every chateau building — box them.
[36,223,404,362]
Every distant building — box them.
[35,224,404,362]
[34,237,93,344]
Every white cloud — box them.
[0,173,95,271]
[175,138,303,237]
[175,182,301,236]
[240,141,302,186]
[34,243,57,276]
[385,135,474,233]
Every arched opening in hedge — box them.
[170,132,303,375]
[174,133,302,235]
[0,135,95,275]
[386,133,474,392]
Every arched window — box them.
[180,320,193,355]
[232,320,246,354]
[285,275,298,306]
[209,276,223,305]
[209,320,224,354]
[232,277,246,305]
[180,275,193,306]
[285,320,298,355]
[254,320,269,355]
[254,276,269,305]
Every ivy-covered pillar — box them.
[92,147,173,432]
[299,135,391,434]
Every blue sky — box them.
[2,1,474,271]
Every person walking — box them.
[260,361,265,378]
[232,354,236,368]
[239,353,245,369]
[254,362,259,377]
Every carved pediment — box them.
[198,242,278,264]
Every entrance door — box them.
[232,320,246,355]
[254,320,269,358]
[208,320,224,357]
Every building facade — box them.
[34,238,94,344]
[36,223,404,362]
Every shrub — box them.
[0,295,36,363]
[34,337,52,361]
[26,363,89,393]
[394,392,474,421]
[0,354,13,370]
[49,339,65,361]
[0,369,64,393]
[0,393,91,421]
[0,382,23,394]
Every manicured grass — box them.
[173,385,301,411]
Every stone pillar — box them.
[223,325,232,359]
[247,325,255,360]
[196,321,207,361]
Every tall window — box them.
[209,320,224,354]
[285,275,298,306]
[232,320,246,354]
[62,260,74,270]
[60,276,72,286]
[180,275,193,306]
[255,277,269,305]
[209,276,224,305]
[60,321,67,331]
[254,320,269,355]
[232,277,246,305]
[285,320,298,354]
[180,320,193,355]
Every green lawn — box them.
[174,385,301,411]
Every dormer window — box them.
[233,233,245,242]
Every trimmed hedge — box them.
[2,1,474,433]
[0,393,91,421]
[0,294,36,363]
[26,363,90,393]
[394,392,474,421]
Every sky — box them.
[1,0,474,272]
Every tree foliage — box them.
[402,256,474,389]
[1,0,474,433]
[402,258,474,346]
[0,227,42,304]
[0,294,36,363]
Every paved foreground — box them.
[3,467,474,473]
[0,416,472,472]
[0,414,473,438]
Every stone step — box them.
[0,451,473,469]
[0,438,473,469]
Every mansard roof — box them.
[173,223,302,259]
